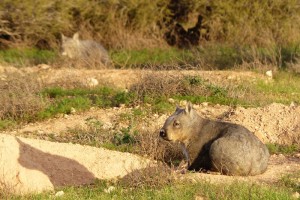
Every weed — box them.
[0,119,16,130]
[111,48,194,68]
[112,126,137,146]
[280,171,300,193]
[130,72,239,107]
[3,179,294,200]
[38,96,91,119]
[0,73,46,121]
[37,87,134,120]
[0,48,57,67]
[266,143,299,155]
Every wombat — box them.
[160,102,270,176]
[61,32,111,67]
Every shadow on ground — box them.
[17,138,95,187]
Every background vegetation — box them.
[0,0,300,70]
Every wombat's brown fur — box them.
[160,102,270,176]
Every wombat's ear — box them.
[175,105,180,112]
[185,102,193,114]
[73,32,80,40]
[61,33,66,41]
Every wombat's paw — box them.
[178,160,189,169]
[206,170,221,175]
[174,160,189,174]
[175,167,188,174]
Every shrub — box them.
[0,73,46,121]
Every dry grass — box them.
[0,73,47,121]
[1,1,299,50]
[118,163,174,189]
[287,57,300,74]
[129,71,213,101]
[133,130,183,163]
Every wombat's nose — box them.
[159,129,166,138]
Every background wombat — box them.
[160,102,270,176]
[61,33,111,68]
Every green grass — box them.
[37,87,134,120]
[0,48,57,67]
[280,171,300,193]
[111,48,194,68]
[1,46,299,70]
[267,143,299,155]
[254,72,300,104]
[3,180,294,200]
[0,119,16,130]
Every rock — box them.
[292,192,300,199]
[85,78,99,88]
[70,107,76,114]
[55,191,64,197]
[104,186,115,194]
[168,98,175,103]
[180,100,187,106]
[290,102,297,107]
[195,195,205,200]
[266,70,273,78]
[0,134,153,194]
[201,102,209,107]
[37,64,51,70]
[119,104,126,108]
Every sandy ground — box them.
[0,65,299,194]
[0,134,152,194]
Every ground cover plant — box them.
[1,178,296,199]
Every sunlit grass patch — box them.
[266,143,299,155]
[5,179,295,200]
[0,48,57,67]
[111,48,194,68]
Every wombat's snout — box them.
[159,129,167,138]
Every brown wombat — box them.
[159,102,270,176]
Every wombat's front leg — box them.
[176,143,190,174]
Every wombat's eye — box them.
[173,120,180,128]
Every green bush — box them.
[1,0,299,50]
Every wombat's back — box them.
[79,40,110,64]
[208,123,270,175]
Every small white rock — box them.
[86,77,99,87]
[55,191,64,197]
[70,107,76,114]
[227,75,234,80]
[168,98,175,103]
[266,70,273,78]
[201,102,209,107]
[290,102,296,107]
[179,100,187,106]
[104,186,115,194]
[38,64,51,70]
[292,192,300,199]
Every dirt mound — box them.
[5,103,300,145]
[223,103,300,144]
[0,134,152,194]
